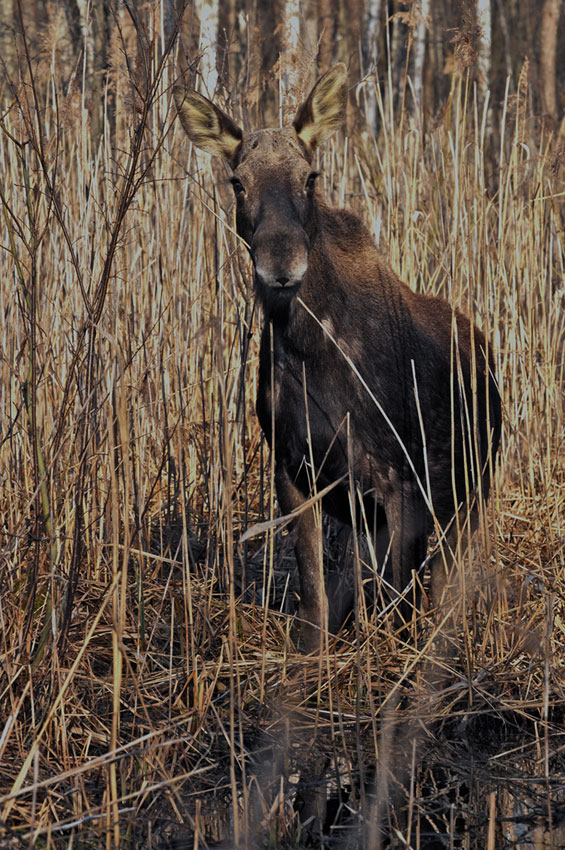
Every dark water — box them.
[134,707,565,850]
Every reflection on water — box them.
[137,721,565,850]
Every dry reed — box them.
[0,8,563,850]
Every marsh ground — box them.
[0,8,564,848]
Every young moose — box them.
[174,65,501,649]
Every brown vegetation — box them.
[0,2,564,848]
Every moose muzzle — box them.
[252,223,309,290]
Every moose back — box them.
[174,64,501,650]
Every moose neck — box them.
[257,200,380,330]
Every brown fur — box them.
[175,67,501,651]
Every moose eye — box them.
[306,172,319,192]
[231,178,245,197]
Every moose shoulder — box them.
[174,64,501,650]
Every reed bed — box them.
[0,19,564,850]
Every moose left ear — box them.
[293,64,348,158]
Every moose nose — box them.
[276,276,290,287]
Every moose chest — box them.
[254,317,399,510]
[256,321,346,471]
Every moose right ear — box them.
[173,86,242,168]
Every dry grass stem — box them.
[0,9,563,849]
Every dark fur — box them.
[175,71,502,650]
[254,199,500,641]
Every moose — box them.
[174,65,501,650]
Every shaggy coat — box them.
[175,65,501,649]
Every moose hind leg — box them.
[276,465,327,651]
[430,503,480,610]
[385,483,427,624]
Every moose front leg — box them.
[275,465,327,652]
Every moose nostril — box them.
[277,276,290,287]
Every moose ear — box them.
[293,63,347,158]
[173,86,242,167]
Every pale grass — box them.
[0,20,563,850]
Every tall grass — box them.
[0,13,563,850]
